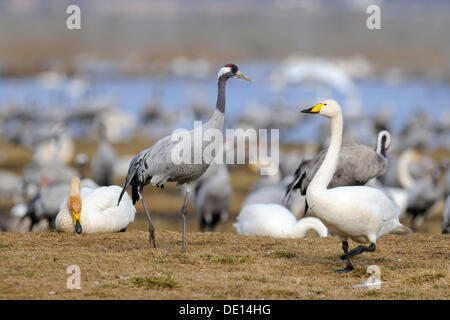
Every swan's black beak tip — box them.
[301,107,313,114]
[75,220,82,234]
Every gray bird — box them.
[285,130,391,211]
[443,195,450,234]
[441,159,450,198]
[189,164,232,231]
[118,64,251,251]
[406,169,444,229]
[91,122,116,186]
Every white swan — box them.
[55,176,135,233]
[301,99,410,273]
[233,203,328,238]
[397,149,422,190]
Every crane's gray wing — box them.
[118,148,152,205]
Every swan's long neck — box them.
[309,112,343,191]
[398,150,417,189]
[292,219,327,237]
[70,177,81,198]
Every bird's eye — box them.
[324,103,327,106]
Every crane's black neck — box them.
[216,76,228,113]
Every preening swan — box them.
[234,203,328,238]
[301,100,410,273]
[55,176,135,233]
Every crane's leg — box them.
[335,241,354,274]
[340,243,376,260]
[138,187,156,248]
[181,185,190,252]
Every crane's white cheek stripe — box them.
[217,67,232,78]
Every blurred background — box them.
[0,0,449,235]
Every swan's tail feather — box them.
[391,223,412,236]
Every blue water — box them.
[0,65,449,142]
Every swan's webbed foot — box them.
[335,241,354,273]
[334,265,354,274]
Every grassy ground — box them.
[0,139,449,299]
[0,231,448,300]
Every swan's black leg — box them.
[138,187,156,248]
[335,241,354,273]
[340,243,376,260]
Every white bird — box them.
[234,203,327,238]
[285,130,391,212]
[32,123,75,166]
[23,178,98,231]
[301,99,410,273]
[366,179,409,218]
[55,176,135,233]
[443,195,450,234]
[0,170,21,202]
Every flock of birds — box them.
[0,63,449,273]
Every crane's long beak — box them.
[235,71,252,82]
[301,103,323,114]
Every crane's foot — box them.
[149,227,157,249]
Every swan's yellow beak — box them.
[301,103,323,114]
[72,211,82,234]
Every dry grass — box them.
[0,139,449,299]
[0,231,448,300]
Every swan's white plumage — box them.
[305,99,410,245]
[233,203,328,238]
[55,185,135,233]
[308,185,406,243]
